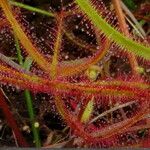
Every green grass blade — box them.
[14,35,41,147]
[14,35,23,65]
[24,90,41,147]
[9,0,54,17]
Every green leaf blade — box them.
[76,0,150,60]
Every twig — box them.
[121,1,146,37]
[112,0,140,77]
[89,101,135,124]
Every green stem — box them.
[24,90,41,147]
[9,0,54,17]
[14,35,41,147]
[14,34,23,65]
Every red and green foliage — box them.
[0,0,150,148]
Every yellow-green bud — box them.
[34,122,39,128]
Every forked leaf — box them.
[75,0,150,60]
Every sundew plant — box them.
[0,0,150,148]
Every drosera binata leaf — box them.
[6,0,111,77]
[75,0,150,60]
[0,0,51,74]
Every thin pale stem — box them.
[89,101,135,124]
[121,1,146,37]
